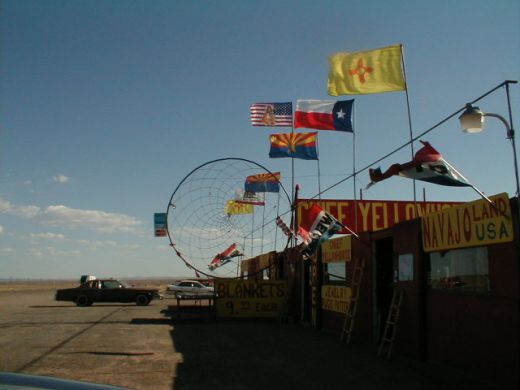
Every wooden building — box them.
[284,193,519,387]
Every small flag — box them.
[295,99,354,132]
[328,44,406,96]
[250,102,293,127]
[235,189,265,206]
[225,200,254,215]
[298,204,342,258]
[244,172,281,193]
[367,141,472,188]
[208,243,243,271]
[154,213,167,237]
[269,132,318,160]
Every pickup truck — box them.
[166,280,214,298]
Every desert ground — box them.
[0,280,498,390]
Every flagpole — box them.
[274,192,280,249]
[353,103,358,232]
[291,103,296,247]
[400,44,418,209]
[260,202,265,253]
[317,137,322,199]
[441,158,495,205]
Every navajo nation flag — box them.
[250,102,293,127]
[269,132,318,160]
[244,172,281,193]
[295,99,354,132]
[328,44,406,95]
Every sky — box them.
[1,0,519,280]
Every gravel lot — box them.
[0,283,500,390]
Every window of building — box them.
[323,262,346,285]
[428,246,489,293]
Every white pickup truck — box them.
[166,280,214,298]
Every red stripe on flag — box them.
[295,112,335,130]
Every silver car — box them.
[166,280,214,298]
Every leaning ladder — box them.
[378,289,405,359]
[340,256,366,343]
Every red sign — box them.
[296,199,462,234]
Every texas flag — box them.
[295,99,354,132]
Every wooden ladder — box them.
[378,289,404,359]
[340,256,366,343]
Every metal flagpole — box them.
[291,103,296,247]
[317,136,322,199]
[400,44,418,209]
[260,201,265,253]
[353,102,358,232]
[273,191,281,249]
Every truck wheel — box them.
[76,295,90,307]
[136,294,150,306]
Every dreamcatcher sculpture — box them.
[166,158,292,279]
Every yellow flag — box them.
[328,44,406,95]
[225,200,253,215]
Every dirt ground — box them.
[0,282,502,390]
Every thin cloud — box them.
[0,198,41,218]
[41,205,142,233]
[53,174,70,183]
[29,232,65,240]
[0,197,142,234]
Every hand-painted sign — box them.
[215,280,286,318]
[321,286,351,314]
[321,236,352,263]
[421,193,513,252]
[297,199,461,234]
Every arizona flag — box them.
[328,44,406,96]
[367,141,472,188]
[295,99,354,132]
[269,132,318,160]
[244,172,281,193]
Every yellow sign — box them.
[321,236,352,263]
[225,200,253,215]
[215,280,286,318]
[421,193,514,252]
[321,286,351,314]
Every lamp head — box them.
[459,103,484,133]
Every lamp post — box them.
[459,103,520,198]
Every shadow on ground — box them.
[163,305,497,390]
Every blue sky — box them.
[1,0,519,279]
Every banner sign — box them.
[321,236,352,263]
[297,199,462,234]
[421,193,513,252]
[215,280,286,318]
[321,286,351,314]
[154,213,167,237]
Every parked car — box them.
[55,279,162,307]
[166,280,214,298]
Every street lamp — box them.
[459,103,520,197]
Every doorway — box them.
[373,237,395,343]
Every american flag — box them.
[250,102,293,127]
